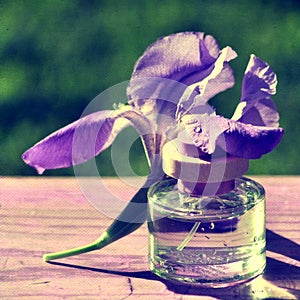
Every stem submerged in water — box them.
[176,222,201,251]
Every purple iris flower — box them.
[22,32,285,262]
[22,32,284,175]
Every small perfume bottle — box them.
[148,131,266,287]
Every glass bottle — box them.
[147,135,266,287]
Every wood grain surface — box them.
[1,176,299,299]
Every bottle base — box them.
[149,252,266,288]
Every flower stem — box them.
[43,232,110,261]
[176,222,200,251]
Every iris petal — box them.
[127,32,236,117]
[184,115,284,159]
[182,114,227,154]
[22,107,150,174]
[219,119,284,159]
[201,63,235,102]
[232,55,279,127]
[233,98,280,127]
[130,32,214,82]
[241,54,277,101]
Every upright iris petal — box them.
[127,32,237,120]
[232,55,279,127]
[241,54,277,101]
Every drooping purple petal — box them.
[22,107,151,174]
[232,55,279,127]
[183,115,284,159]
[233,98,280,127]
[219,119,284,159]
[127,32,237,118]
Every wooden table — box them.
[1,176,299,299]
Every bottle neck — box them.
[177,179,235,196]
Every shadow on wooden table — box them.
[266,230,300,262]
[48,229,300,299]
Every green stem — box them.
[176,222,200,251]
[43,232,110,261]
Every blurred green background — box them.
[1,0,299,176]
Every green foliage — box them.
[1,0,299,175]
